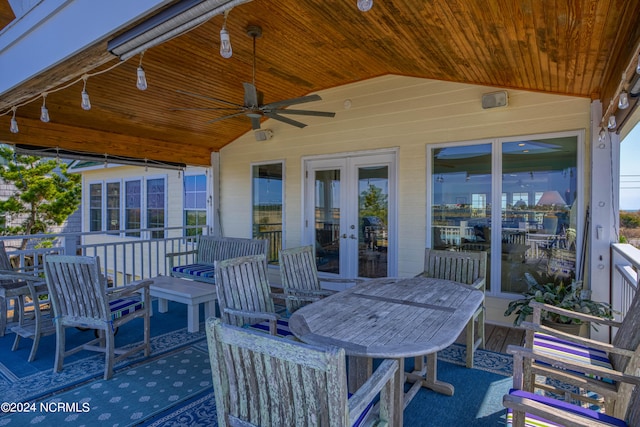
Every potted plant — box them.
[504,277,613,335]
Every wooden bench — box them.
[166,236,268,284]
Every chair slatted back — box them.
[422,249,487,288]
[279,245,321,313]
[206,317,348,427]
[215,254,275,328]
[197,236,268,265]
[0,241,12,271]
[44,255,109,327]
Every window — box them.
[125,180,141,237]
[89,183,102,232]
[106,182,120,231]
[147,178,165,239]
[184,174,207,237]
[252,162,283,264]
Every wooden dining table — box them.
[288,276,484,426]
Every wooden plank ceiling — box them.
[1,0,639,167]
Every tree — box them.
[360,184,388,223]
[0,147,81,249]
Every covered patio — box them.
[1,0,640,425]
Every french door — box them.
[304,152,396,281]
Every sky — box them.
[621,124,640,211]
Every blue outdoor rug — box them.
[0,346,211,426]
[141,344,514,427]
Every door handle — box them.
[341,234,347,239]
[349,234,356,239]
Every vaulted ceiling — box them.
[1,0,639,166]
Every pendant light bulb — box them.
[40,93,50,123]
[136,66,148,90]
[636,54,640,75]
[220,27,232,58]
[618,90,629,109]
[357,0,373,12]
[608,115,617,129]
[9,107,18,133]
[81,76,91,110]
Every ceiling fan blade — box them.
[263,94,322,109]
[176,90,244,108]
[250,116,262,130]
[243,83,260,107]
[273,109,336,117]
[264,112,307,128]
[170,107,243,112]
[205,111,248,124]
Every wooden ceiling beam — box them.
[0,117,212,166]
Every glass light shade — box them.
[608,115,616,129]
[618,91,629,109]
[81,90,91,110]
[536,190,566,207]
[598,128,606,143]
[10,117,18,133]
[357,0,373,11]
[136,66,148,90]
[40,105,50,123]
[220,28,232,58]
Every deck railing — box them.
[611,243,640,324]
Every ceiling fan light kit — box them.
[172,24,336,130]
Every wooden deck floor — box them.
[455,323,525,354]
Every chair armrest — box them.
[507,344,640,386]
[0,269,45,283]
[470,277,485,290]
[348,358,398,426]
[107,280,152,299]
[529,301,620,327]
[285,288,336,300]
[519,321,636,358]
[165,250,198,258]
[502,393,616,427]
[319,277,365,284]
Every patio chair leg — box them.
[54,323,65,373]
[104,329,116,380]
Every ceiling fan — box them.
[172,25,335,130]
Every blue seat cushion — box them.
[505,389,627,427]
[533,333,614,383]
[172,263,215,280]
[247,319,294,338]
[109,297,145,320]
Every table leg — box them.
[424,353,455,396]
[203,301,213,321]
[186,303,199,333]
[347,356,372,394]
[393,357,405,427]
[157,298,168,313]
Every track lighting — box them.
[81,75,91,110]
[136,53,148,91]
[10,107,18,133]
[220,10,232,58]
[40,93,50,123]
[357,0,373,12]
[618,90,629,109]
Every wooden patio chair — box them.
[418,248,487,368]
[167,235,268,284]
[279,245,363,314]
[503,343,640,426]
[512,286,640,415]
[215,254,292,337]
[44,255,152,380]
[206,317,398,427]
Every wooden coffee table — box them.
[149,275,217,333]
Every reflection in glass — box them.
[252,163,283,264]
[501,137,577,294]
[432,144,493,289]
[358,166,388,278]
[314,170,341,274]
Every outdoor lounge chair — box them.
[44,255,152,380]
[215,253,291,337]
[167,235,268,284]
[418,248,487,368]
[206,317,398,427]
[512,285,640,416]
[279,245,362,314]
[503,342,640,426]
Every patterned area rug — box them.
[0,347,211,427]
[141,343,514,427]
